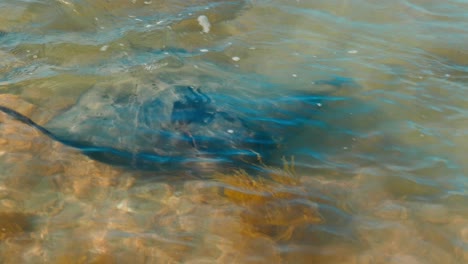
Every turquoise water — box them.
[0,0,467,263]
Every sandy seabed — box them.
[0,95,466,263]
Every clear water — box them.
[0,0,467,263]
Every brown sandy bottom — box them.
[0,95,467,264]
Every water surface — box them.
[0,0,467,263]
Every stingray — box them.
[0,85,283,174]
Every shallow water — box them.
[0,0,467,263]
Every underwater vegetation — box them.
[215,158,323,241]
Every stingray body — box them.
[125,85,279,172]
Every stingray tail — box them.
[0,105,59,140]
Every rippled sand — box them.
[1,0,467,263]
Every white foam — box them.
[197,15,211,33]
